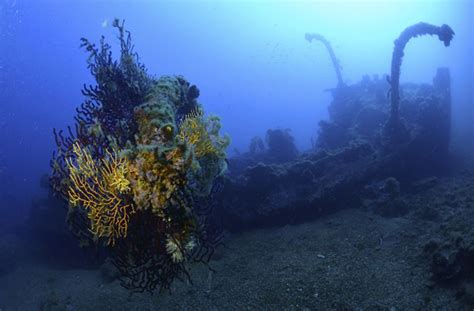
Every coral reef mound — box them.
[50,19,229,293]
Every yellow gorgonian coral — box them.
[66,142,135,246]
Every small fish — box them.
[101,19,108,28]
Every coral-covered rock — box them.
[227,128,298,176]
[265,129,298,163]
[419,176,474,294]
[425,226,474,283]
[49,20,229,293]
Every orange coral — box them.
[66,142,135,246]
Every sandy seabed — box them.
[1,175,472,310]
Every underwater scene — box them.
[1,0,474,309]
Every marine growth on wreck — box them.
[50,19,230,293]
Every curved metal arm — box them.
[305,33,344,87]
[388,22,454,140]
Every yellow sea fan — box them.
[66,142,135,246]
